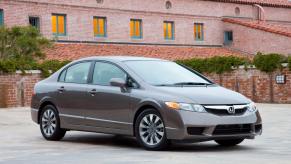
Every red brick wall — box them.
[206,68,291,103]
[0,68,290,108]
[0,73,42,108]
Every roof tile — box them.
[45,43,248,61]
[222,18,291,37]
[208,0,291,8]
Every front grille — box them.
[204,106,248,116]
[213,124,252,135]
[187,127,205,135]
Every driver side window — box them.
[93,62,127,86]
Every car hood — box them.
[155,85,250,105]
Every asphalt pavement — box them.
[0,103,290,164]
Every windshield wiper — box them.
[173,82,212,86]
[154,82,213,87]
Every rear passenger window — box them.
[93,62,126,85]
[64,62,91,84]
[59,69,66,82]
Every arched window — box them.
[235,7,240,16]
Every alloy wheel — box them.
[139,114,165,146]
[41,109,57,137]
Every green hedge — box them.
[0,59,71,77]
[0,53,290,77]
[39,60,71,77]
[177,53,290,74]
[253,53,286,73]
[288,56,291,71]
[177,56,249,74]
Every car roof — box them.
[78,56,169,62]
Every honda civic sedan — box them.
[31,56,262,150]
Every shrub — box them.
[177,56,248,74]
[38,60,71,77]
[253,52,286,73]
[288,56,291,71]
[0,59,71,77]
[0,59,17,73]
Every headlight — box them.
[165,102,206,113]
[247,102,257,112]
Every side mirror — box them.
[110,78,126,88]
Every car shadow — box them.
[59,132,256,152]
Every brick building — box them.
[1,0,291,107]
[0,0,290,60]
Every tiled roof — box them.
[222,18,291,37]
[207,0,291,8]
[45,43,248,61]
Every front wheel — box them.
[215,138,244,146]
[135,109,168,150]
[40,105,66,141]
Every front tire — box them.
[40,105,66,141]
[215,138,244,146]
[135,109,168,150]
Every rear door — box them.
[55,61,93,125]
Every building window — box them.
[96,0,104,4]
[29,17,40,30]
[164,21,174,40]
[165,1,172,9]
[235,7,240,16]
[52,14,66,36]
[93,17,107,37]
[130,19,142,39]
[224,31,233,45]
[0,9,4,26]
[194,23,204,41]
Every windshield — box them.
[124,60,212,86]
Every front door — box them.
[85,61,132,131]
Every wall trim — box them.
[55,40,224,48]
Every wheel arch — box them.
[132,100,164,136]
[38,101,58,124]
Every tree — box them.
[0,26,51,60]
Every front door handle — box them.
[58,86,65,93]
[88,89,98,96]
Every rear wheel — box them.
[40,105,66,141]
[135,109,168,150]
[215,138,244,146]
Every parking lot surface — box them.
[0,104,291,164]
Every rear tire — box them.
[215,138,244,146]
[40,105,66,141]
[135,109,168,150]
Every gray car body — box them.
[31,56,262,141]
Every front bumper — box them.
[164,109,262,140]
[31,108,39,124]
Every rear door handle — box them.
[58,86,65,93]
[88,89,98,96]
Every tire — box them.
[215,138,244,146]
[135,109,168,150]
[39,105,66,141]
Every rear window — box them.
[60,62,91,84]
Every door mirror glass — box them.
[110,78,126,87]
